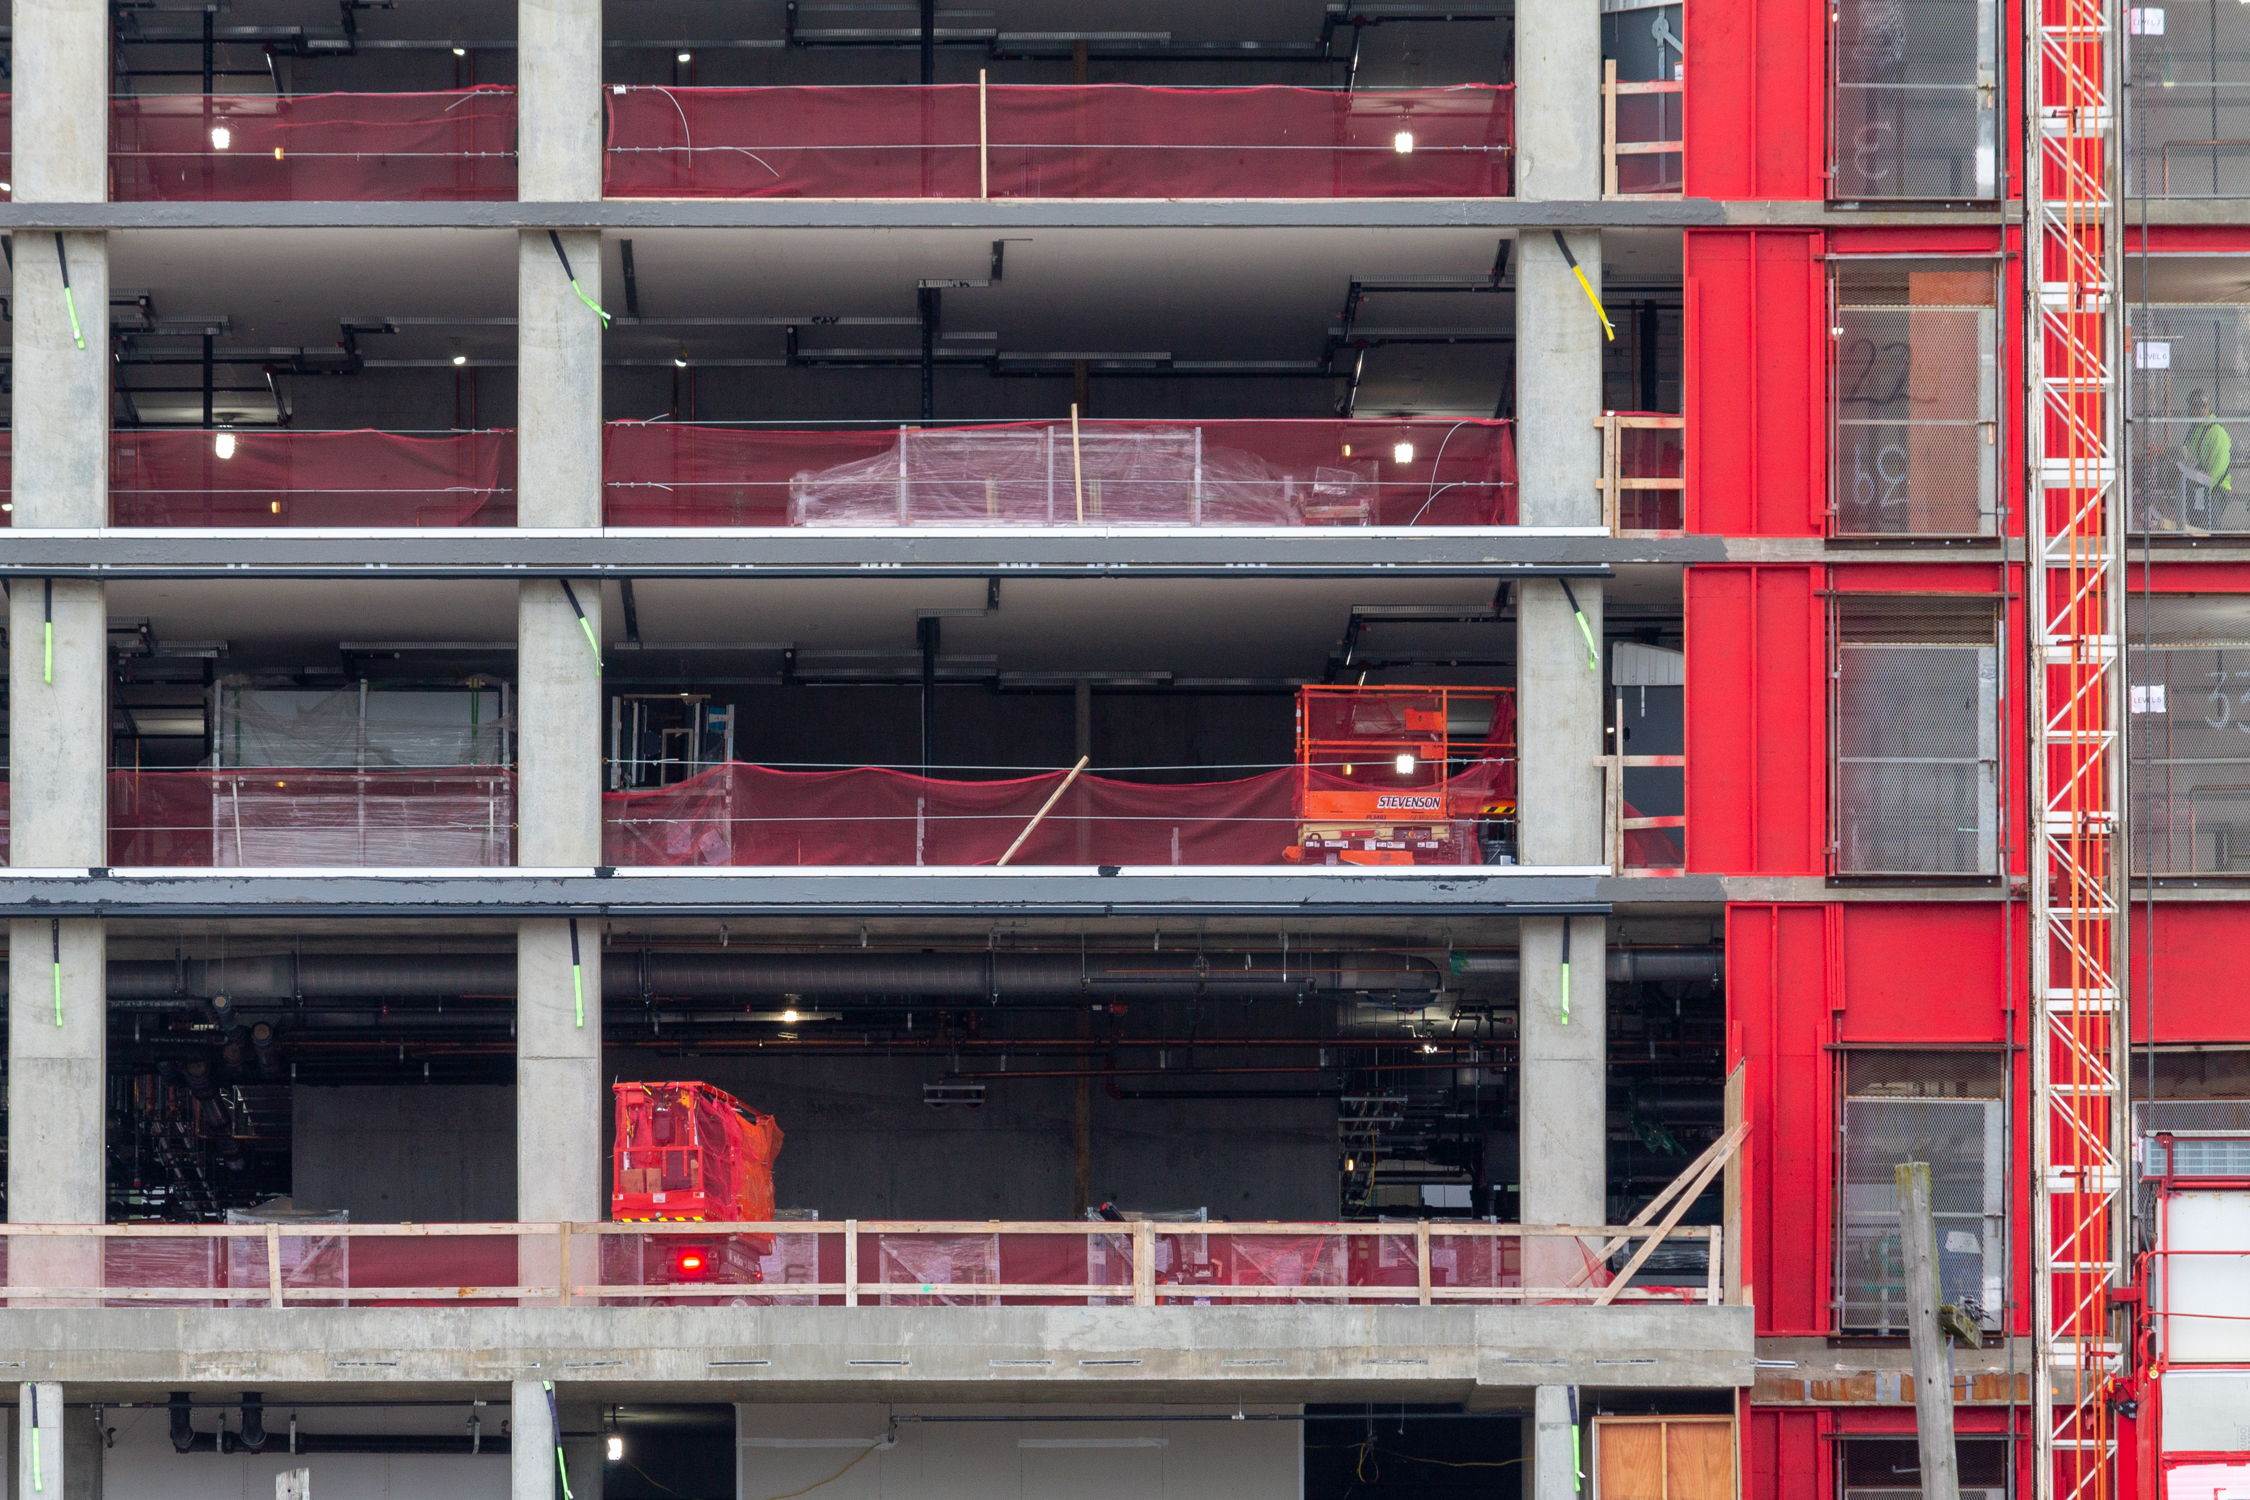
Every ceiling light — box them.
[2,503,15,513]
[1421,1043,1437,1054]
[452,45,467,56]
[1392,441,1414,463]
[1344,1158,1356,1172]
[606,1436,624,1462]
[210,125,232,151]
[782,1009,799,1022]
[0,181,12,193]
[270,500,282,514]
[452,353,468,366]
[674,347,689,368]
[677,50,692,62]
[1395,753,1415,774]
[1341,763,1353,775]
[213,432,237,460]
[1340,443,1352,457]
[1393,130,1414,154]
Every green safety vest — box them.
[2189,420,2234,492]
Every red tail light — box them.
[673,1248,709,1277]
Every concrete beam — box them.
[1,1304,1755,1392]
[0,868,1612,920]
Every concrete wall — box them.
[95,1404,506,1500]
[292,1086,518,1222]
[736,1403,1302,1500]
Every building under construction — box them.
[0,0,2235,1497]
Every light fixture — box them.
[782,1008,799,1022]
[210,124,232,151]
[452,353,468,366]
[677,50,693,62]
[1421,1043,1437,1054]
[1393,130,1415,154]
[213,431,237,460]
[1344,1158,1356,1172]
[1341,763,1353,775]
[1394,753,1415,774]
[1340,443,1352,457]
[606,1436,624,1462]
[270,500,282,514]
[452,45,467,56]
[673,345,689,368]
[0,181,12,193]
[2,503,15,513]
[1392,440,1415,463]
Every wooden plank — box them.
[1416,1221,1432,1305]
[265,1223,284,1309]
[1665,1419,1739,1500]
[1594,1128,1747,1306]
[843,1220,859,1307]
[1596,1419,1668,1499]
[1722,1062,1747,1307]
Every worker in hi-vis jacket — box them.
[2178,386,2234,533]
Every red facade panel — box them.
[1835,904,2020,1045]
[1686,231,1825,537]
[2132,905,2250,1044]
[1687,565,1825,874]
[1684,0,1824,199]
[1727,903,1835,1337]
[1746,1391,1833,1500]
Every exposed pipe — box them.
[1449,948,1722,984]
[58,949,1449,1002]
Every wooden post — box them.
[844,1220,859,1306]
[1723,1062,1748,1306]
[557,1221,572,1307]
[1415,1221,1432,1306]
[266,1223,285,1308]
[1602,58,1620,197]
[978,69,989,199]
[1073,1009,1093,1212]
[1070,402,1086,523]
[1895,1162,1960,1500]
[1132,1221,1155,1306]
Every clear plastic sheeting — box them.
[605,419,1516,528]
[213,687,511,770]
[0,431,516,529]
[603,762,1509,868]
[107,90,517,202]
[603,84,1513,199]
[110,769,516,867]
[876,1234,1001,1306]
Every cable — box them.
[557,578,602,663]
[51,918,63,1028]
[568,918,585,1029]
[541,1382,573,1500]
[750,1439,883,1500]
[1556,576,1600,672]
[29,1385,43,1492]
[546,230,611,327]
[54,234,83,351]
[1549,230,1614,342]
[42,578,53,684]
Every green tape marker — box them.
[43,578,54,685]
[1557,578,1599,673]
[1558,918,1572,1027]
[543,1381,574,1500]
[1572,1424,1584,1491]
[51,920,63,1027]
[548,231,611,328]
[30,1386,43,1492]
[55,235,84,351]
[568,919,586,1029]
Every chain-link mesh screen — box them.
[1841,1436,2010,1498]
[2126,1,2250,196]
[2128,306,2250,534]
[1834,264,1999,536]
[1831,0,1997,200]
[1835,603,2000,874]
[2127,597,2250,872]
[1839,1051,2007,1335]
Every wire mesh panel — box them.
[1832,262,2000,536]
[1838,1052,2007,1336]
[1834,603,2001,875]
[1841,1437,2011,1498]
[1831,0,1997,200]
[2126,2,2250,196]
[2127,306,2250,534]
[2127,596,2250,872]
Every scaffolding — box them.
[2028,0,2128,1496]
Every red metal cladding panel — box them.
[1836,904,2019,1045]
[1687,565,1825,874]
[1686,231,1825,537]
[1745,1407,1832,1500]
[2132,905,2250,1044]
[1727,903,1836,1337]
[1683,0,1824,199]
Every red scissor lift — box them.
[1286,685,1517,865]
[611,1081,783,1293]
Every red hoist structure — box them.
[2030,0,2127,1495]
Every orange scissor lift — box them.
[1286,685,1516,865]
[612,1080,784,1288]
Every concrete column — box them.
[518,230,605,532]
[517,580,604,865]
[517,0,602,202]
[1519,914,1607,1224]
[1511,0,1600,203]
[512,1382,604,1500]
[1516,579,1603,866]
[517,916,601,1306]
[11,0,108,205]
[8,919,108,1293]
[1514,231,1604,528]
[1530,1385,1582,1500]
[12,234,109,528]
[15,1383,59,1499]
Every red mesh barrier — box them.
[604,418,1515,527]
[603,762,1506,868]
[0,431,513,528]
[604,84,1512,199]
[108,770,516,867]
[1615,415,1685,531]
[108,90,516,202]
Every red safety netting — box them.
[107,90,516,202]
[1615,415,1685,532]
[602,761,1508,868]
[107,769,516,867]
[0,431,513,528]
[603,84,1512,199]
[604,418,1515,527]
